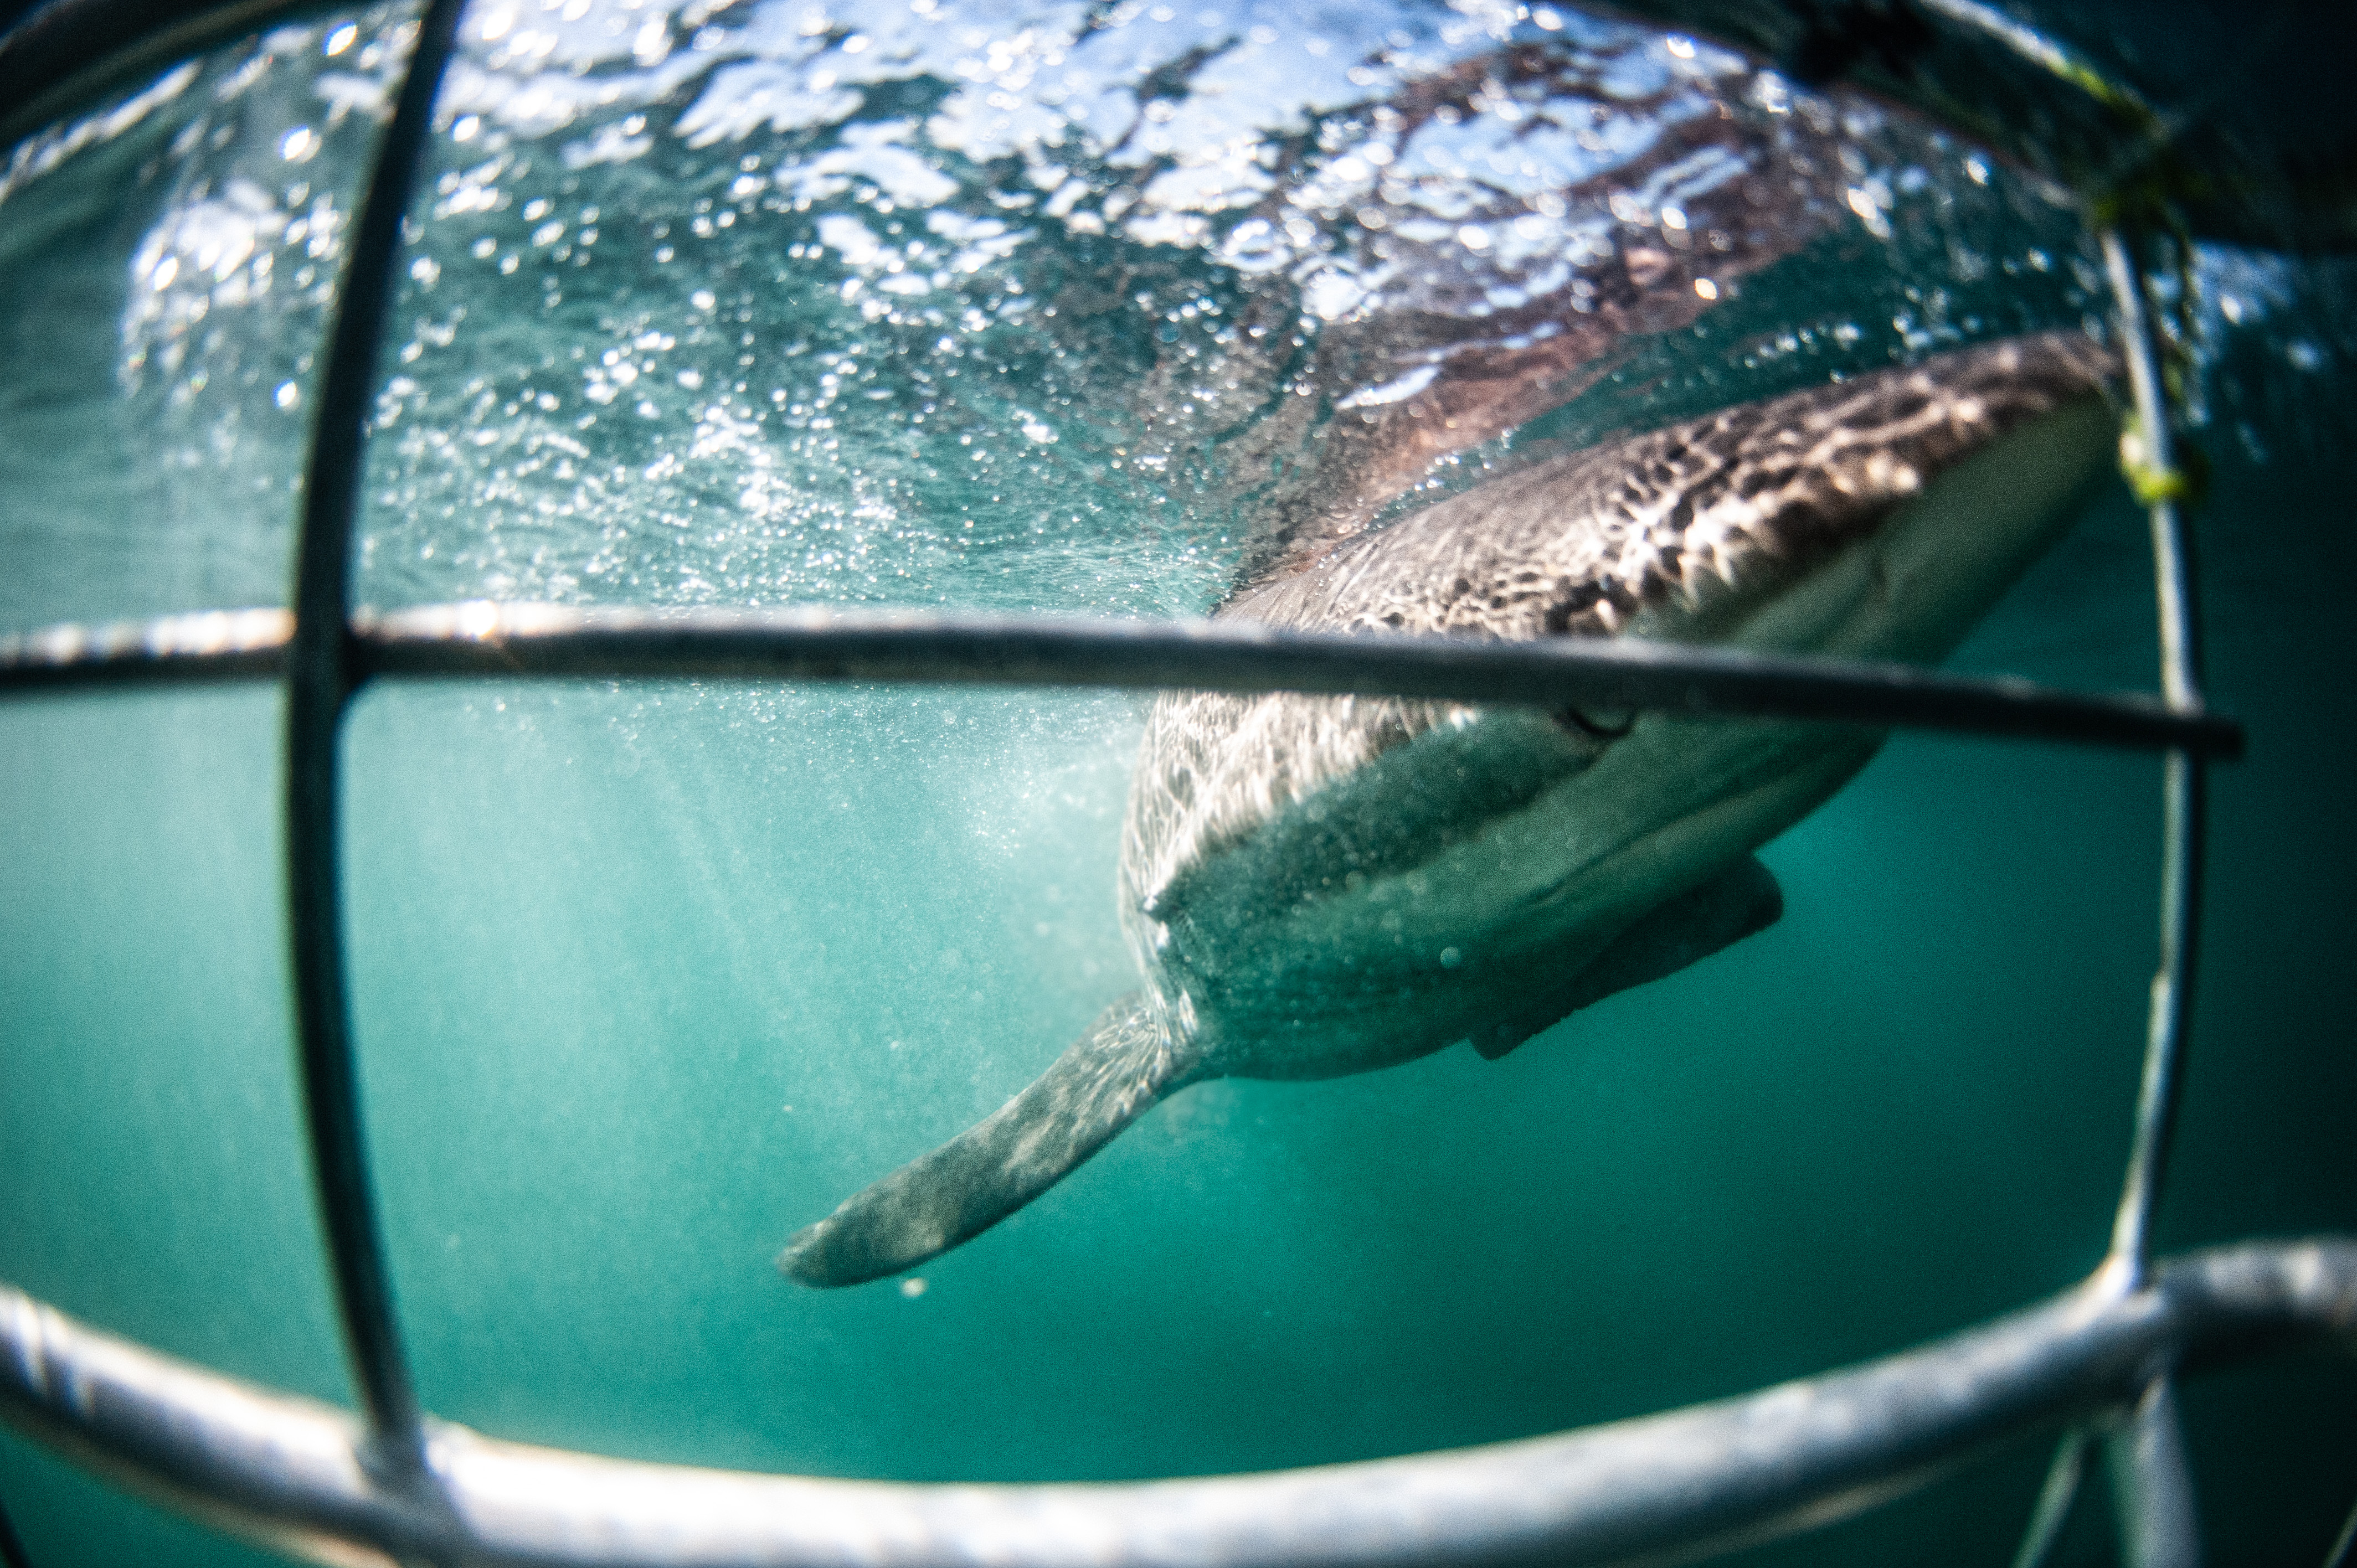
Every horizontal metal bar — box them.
[353,602,2245,756]
[0,608,293,690]
[2,1240,2350,1568]
[0,601,2246,759]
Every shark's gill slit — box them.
[782,332,2121,1288]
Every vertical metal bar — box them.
[2106,1379,2203,1568]
[2099,225,2210,1289]
[284,0,471,1462]
[2094,225,2211,1568]
[2325,1486,2357,1568]
[2101,226,2204,715]
[2010,1428,2090,1568]
[2108,747,2206,1281]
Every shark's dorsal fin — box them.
[779,994,1187,1287]
[1473,855,1785,1061]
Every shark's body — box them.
[781,332,2117,1287]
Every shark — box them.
[780,330,2118,1287]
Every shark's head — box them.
[1121,333,2120,1074]
[1237,331,2121,657]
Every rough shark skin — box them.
[781,332,2118,1287]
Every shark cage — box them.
[0,0,2350,1562]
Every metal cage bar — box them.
[280,0,469,1472]
[2102,223,2211,1289]
[2010,1428,2091,1568]
[0,0,345,152]
[2328,1493,2357,1568]
[0,602,2247,758]
[0,1,2340,1565]
[2069,225,2211,1568]
[3,1243,2354,1568]
[0,608,295,687]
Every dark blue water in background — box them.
[1,1,2351,1562]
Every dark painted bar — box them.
[0,609,292,690]
[352,602,2246,759]
[278,0,470,1459]
[0,602,2245,759]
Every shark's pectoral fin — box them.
[1473,854,1784,1061]
[780,993,1188,1287]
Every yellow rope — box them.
[2118,416,2195,507]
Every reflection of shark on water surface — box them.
[782,330,2119,1287]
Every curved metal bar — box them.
[2108,745,2206,1285]
[2327,1488,2357,1568]
[2101,229,2204,717]
[362,600,2254,756]
[0,601,2248,756]
[2,1240,2353,1568]
[0,601,2248,758]
[2098,226,2209,1288]
[281,0,469,1459]
[0,0,337,153]
[2094,224,2212,1566]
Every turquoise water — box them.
[2,2,2353,1563]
